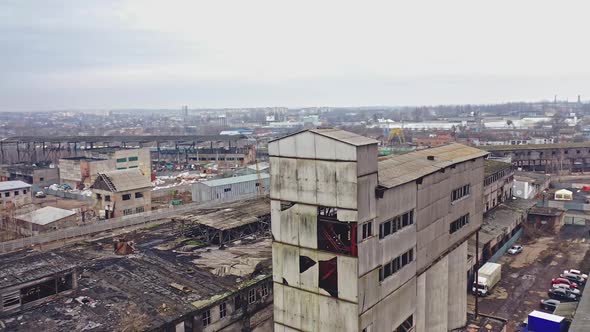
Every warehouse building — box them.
[191,173,270,203]
[270,129,487,332]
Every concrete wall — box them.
[357,182,417,330]
[112,148,151,177]
[483,171,513,212]
[416,157,484,274]
[416,243,468,332]
[0,187,32,209]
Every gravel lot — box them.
[469,225,590,332]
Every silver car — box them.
[507,245,523,255]
[552,283,581,295]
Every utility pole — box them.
[475,230,479,319]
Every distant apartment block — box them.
[270,129,487,332]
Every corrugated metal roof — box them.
[269,128,378,146]
[15,206,76,225]
[378,143,489,188]
[0,180,31,191]
[200,173,270,187]
[98,169,153,192]
[309,128,378,146]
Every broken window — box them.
[449,214,470,234]
[248,288,256,304]
[122,194,131,201]
[395,315,414,332]
[379,249,414,282]
[379,210,414,240]
[219,302,227,318]
[280,201,295,211]
[135,192,143,199]
[135,207,145,213]
[202,310,211,327]
[123,209,133,216]
[318,257,338,297]
[96,193,102,200]
[234,295,243,310]
[318,206,338,218]
[224,188,231,193]
[261,284,269,297]
[57,274,73,293]
[361,222,372,240]
[4,192,9,197]
[20,278,57,305]
[105,195,111,202]
[451,184,470,202]
[317,218,357,256]
[1,291,20,311]
[14,191,19,196]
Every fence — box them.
[488,228,524,263]
[43,188,93,202]
[0,193,263,253]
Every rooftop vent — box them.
[427,155,435,161]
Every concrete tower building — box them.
[270,129,487,332]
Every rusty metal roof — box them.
[378,143,489,188]
[177,197,269,231]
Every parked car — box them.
[34,191,46,198]
[552,283,581,295]
[548,288,578,302]
[540,299,561,311]
[552,277,578,289]
[561,272,586,285]
[507,245,523,255]
[564,269,588,280]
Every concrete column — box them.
[424,256,449,332]
[447,242,468,330]
[415,274,426,332]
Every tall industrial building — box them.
[270,129,487,332]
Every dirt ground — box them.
[469,225,590,332]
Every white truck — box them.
[472,262,502,296]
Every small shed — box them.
[527,206,565,233]
[554,189,573,201]
[191,173,270,203]
[14,206,77,235]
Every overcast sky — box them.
[1,0,590,111]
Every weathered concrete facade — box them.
[483,160,514,213]
[270,129,487,332]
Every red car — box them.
[552,277,578,289]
